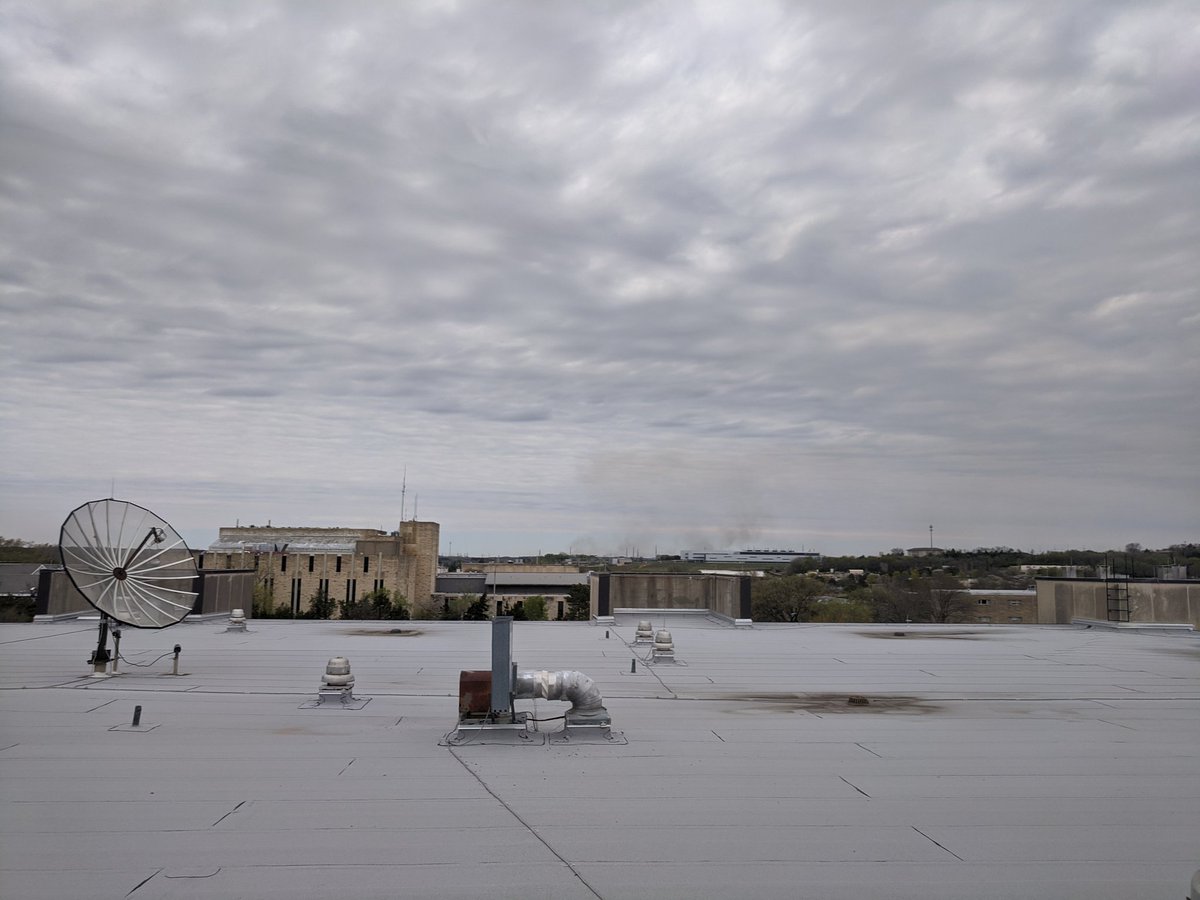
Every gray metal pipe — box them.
[514,670,604,713]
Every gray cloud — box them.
[1,1,1196,555]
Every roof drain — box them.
[514,670,610,727]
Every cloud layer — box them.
[1,1,1197,554]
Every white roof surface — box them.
[2,617,1198,899]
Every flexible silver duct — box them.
[514,670,604,713]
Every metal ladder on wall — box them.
[1105,561,1130,623]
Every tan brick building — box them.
[205,521,439,615]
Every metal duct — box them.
[514,670,604,713]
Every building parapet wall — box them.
[589,572,752,620]
[1036,577,1200,629]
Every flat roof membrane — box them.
[1,620,1197,899]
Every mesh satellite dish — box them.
[59,499,198,629]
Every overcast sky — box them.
[1,1,1197,558]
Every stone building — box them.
[205,521,439,615]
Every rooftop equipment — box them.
[455,617,610,736]
[651,629,675,661]
[634,620,654,643]
[58,499,198,676]
[313,656,370,708]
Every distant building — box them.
[682,549,820,564]
[206,521,439,615]
[906,547,945,558]
[965,589,1038,624]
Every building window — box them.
[1008,616,1023,623]
[977,615,992,623]
[308,556,314,573]
[198,553,205,570]
[374,579,384,592]
[336,556,342,573]
[363,557,370,574]
[346,579,357,603]
[226,554,232,568]
[319,578,329,598]
[281,555,288,573]
[291,578,302,615]
[976,598,990,605]
[1009,599,1022,607]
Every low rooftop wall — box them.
[1036,577,1200,629]
[589,573,752,621]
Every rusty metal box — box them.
[458,670,492,717]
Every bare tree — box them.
[872,573,970,623]
[924,573,971,623]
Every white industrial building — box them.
[681,549,821,563]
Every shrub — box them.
[522,596,548,621]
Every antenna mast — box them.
[400,466,407,524]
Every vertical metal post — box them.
[172,644,181,676]
[90,616,111,675]
[490,617,513,717]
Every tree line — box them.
[752,572,977,624]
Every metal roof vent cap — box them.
[652,629,675,660]
[321,656,354,691]
[226,608,247,632]
[309,656,370,709]
[635,620,654,643]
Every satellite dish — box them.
[59,499,198,629]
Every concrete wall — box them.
[590,573,752,620]
[1036,578,1200,628]
[195,570,255,616]
[35,569,91,618]
[35,568,254,621]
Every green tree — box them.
[564,584,590,621]
[365,587,393,619]
[462,594,491,621]
[338,592,370,620]
[306,586,335,619]
[751,575,825,622]
[522,596,548,621]
[251,581,276,618]
[0,537,58,565]
[808,597,875,623]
